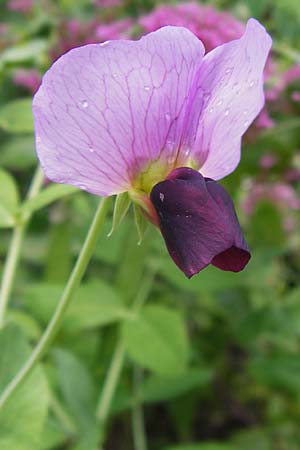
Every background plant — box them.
[0,0,300,449]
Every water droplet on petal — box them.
[159,193,164,202]
[208,107,214,113]
[144,85,150,91]
[88,146,94,153]
[217,99,223,106]
[249,80,255,88]
[224,108,230,116]
[243,109,248,115]
[100,40,110,46]
[165,113,171,121]
[80,100,89,108]
[244,120,249,128]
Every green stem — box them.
[132,366,147,450]
[0,196,111,410]
[0,167,44,327]
[95,267,156,425]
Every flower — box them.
[33,20,271,277]
[13,68,41,94]
[138,2,245,52]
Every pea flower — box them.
[33,19,271,278]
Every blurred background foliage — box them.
[0,0,300,449]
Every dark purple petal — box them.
[150,167,250,278]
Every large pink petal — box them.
[33,27,204,196]
[192,18,272,180]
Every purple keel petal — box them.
[33,27,205,196]
[192,18,272,179]
[150,167,250,278]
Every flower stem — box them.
[95,266,156,428]
[0,166,44,327]
[0,196,111,410]
[132,366,147,450]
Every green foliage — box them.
[0,169,19,227]
[122,305,189,376]
[0,98,34,133]
[0,325,49,450]
[1,0,300,449]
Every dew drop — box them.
[144,85,150,91]
[224,108,230,116]
[249,80,255,88]
[225,68,232,74]
[80,100,89,108]
[88,146,95,153]
[165,113,171,121]
[159,193,164,202]
[100,40,110,46]
[244,120,249,128]
[208,107,214,113]
[217,99,223,106]
[243,109,248,115]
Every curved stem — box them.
[0,196,111,410]
[132,366,147,450]
[0,167,44,327]
[95,266,156,424]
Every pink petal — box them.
[33,27,204,196]
[192,18,272,180]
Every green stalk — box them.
[95,267,156,426]
[132,366,147,450]
[0,196,111,410]
[0,167,44,327]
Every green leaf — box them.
[21,184,79,214]
[113,367,212,413]
[53,349,99,446]
[164,443,237,450]
[23,281,127,332]
[0,39,48,67]
[0,98,34,133]
[0,169,19,228]
[0,136,36,170]
[0,324,49,450]
[134,204,149,245]
[121,305,189,376]
[107,192,131,236]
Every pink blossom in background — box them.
[242,181,300,231]
[139,2,245,52]
[13,68,41,94]
[7,0,34,12]
[259,153,278,169]
[95,18,133,41]
[33,20,271,277]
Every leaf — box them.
[0,324,49,450]
[121,305,189,376]
[249,354,300,394]
[112,367,212,413]
[0,39,48,67]
[0,98,34,133]
[21,184,79,214]
[0,169,19,228]
[107,192,131,236]
[164,443,237,450]
[53,349,96,428]
[23,281,127,332]
[52,349,99,447]
[0,136,36,170]
[134,204,149,245]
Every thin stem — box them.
[49,391,77,436]
[96,339,126,425]
[0,196,111,410]
[132,366,147,450]
[0,167,44,327]
[95,266,156,424]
